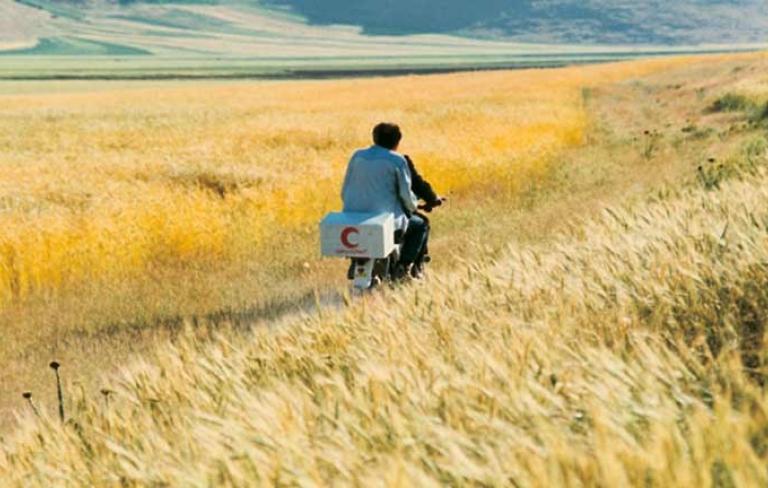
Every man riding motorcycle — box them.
[341,123,442,280]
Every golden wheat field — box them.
[0,57,698,307]
[5,136,768,486]
[0,55,709,408]
[1,52,767,486]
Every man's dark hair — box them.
[372,123,402,150]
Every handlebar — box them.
[417,196,448,212]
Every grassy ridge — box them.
[2,134,766,486]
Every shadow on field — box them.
[0,287,343,431]
[86,289,341,343]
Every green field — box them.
[0,48,761,80]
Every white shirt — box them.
[341,145,418,230]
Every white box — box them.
[320,212,395,259]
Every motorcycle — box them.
[320,199,444,290]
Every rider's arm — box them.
[396,158,418,214]
[405,155,439,204]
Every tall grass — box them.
[2,135,766,486]
[711,69,768,125]
[0,57,698,306]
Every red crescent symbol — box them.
[341,227,360,249]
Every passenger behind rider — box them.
[403,154,443,276]
[341,123,441,279]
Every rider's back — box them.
[341,145,414,230]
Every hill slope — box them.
[0,0,576,57]
[1,0,765,57]
[0,1,49,50]
[269,0,768,45]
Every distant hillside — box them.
[0,1,49,50]
[0,0,765,58]
[268,0,768,45]
[1,0,538,57]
